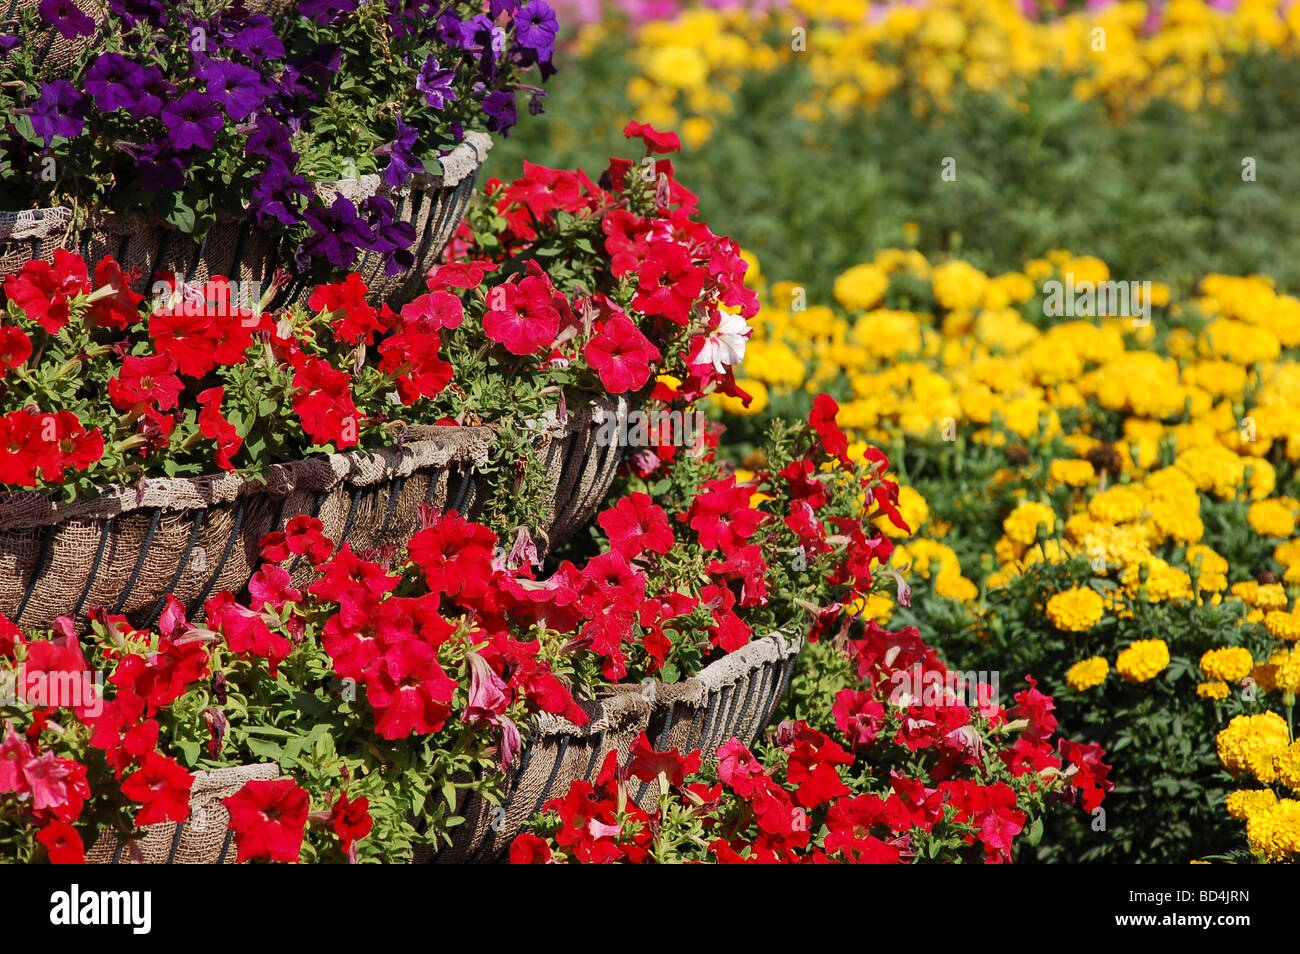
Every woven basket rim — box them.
[0,423,497,531]
[532,630,803,740]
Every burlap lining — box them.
[91,632,802,864]
[534,395,630,549]
[0,426,496,631]
[0,133,492,307]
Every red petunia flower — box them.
[596,492,673,559]
[87,257,145,330]
[625,731,701,789]
[482,263,567,355]
[3,249,90,334]
[407,512,497,601]
[259,515,334,565]
[631,241,704,326]
[330,793,373,862]
[224,778,310,863]
[425,260,497,292]
[682,476,766,551]
[196,386,243,471]
[309,274,384,346]
[508,831,553,864]
[292,357,362,449]
[622,120,681,155]
[120,751,194,826]
[109,353,184,414]
[37,821,85,864]
[808,393,849,462]
[363,639,457,739]
[584,314,661,393]
[0,326,33,374]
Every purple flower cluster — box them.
[7,0,560,277]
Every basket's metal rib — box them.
[112,509,162,614]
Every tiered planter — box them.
[0,425,496,632]
[89,632,803,864]
[0,132,491,308]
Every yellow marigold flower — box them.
[1264,610,1300,643]
[934,570,978,602]
[1003,501,1056,545]
[1277,648,1300,694]
[1272,742,1300,794]
[1199,647,1254,682]
[1115,638,1170,683]
[1088,486,1146,524]
[1197,681,1230,700]
[833,263,889,312]
[1246,799,1300,862]
[1217,712,1291,782]
[1225,788,1277,821]
[1046,587,1105,632]
[1248,498,1297,538]
[1066,656,1109,691]
[931,260,989,311]
[1049,459,1095,487]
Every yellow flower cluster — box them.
[1046,587,1104,632]
[1245,799,1300,862]
[1115,638,1171,683]
[1198,647,1253,682]
[1216,712,1291,783]
[589,0,1300,142]
[1066,655,1109,691]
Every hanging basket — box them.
[426,631,804,864]
[0,132,490,309]
[0,425,496,633]
[88,632,802,865]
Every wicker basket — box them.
[0,132,490,309]
[0,425,496,632]
[533,395,632,550]
[88,632,803,864]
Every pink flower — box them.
[248,565,301,612]
[0,724,34,794]
[463,652,522,769]
[22,750,72,811]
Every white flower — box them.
[695,310,750,373]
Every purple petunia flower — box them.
[84,53,144,114]
[246,113,297,172]
[299,0,359,25]
[136,142,185,192]
[160,90,224,151]
[38,0,97,39]
[481,90,517,135]
[302,195,373,269]
[0,36,21,54]
[31,81,89,145]
[107,0,167,29]
[127,63,169,120]
[362,195,416,276]
[251,167,311,228]
[377,116,421,188]
[416,56,457,110]
[488,0,520,16]
[515,1,558,60]
[222,17,285,63]
[193,56,267,122]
